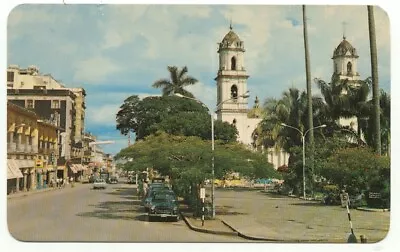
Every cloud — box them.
[86,104,120,126]
[73,56,123,83]
[7,4,391,154]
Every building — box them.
[7,65,87,178]
[331,36,362,132]
[215,26,289,169]
[7,102,60,194]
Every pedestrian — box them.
[143,181,149,198]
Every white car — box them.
[93,179,107,189]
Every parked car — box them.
[143,188,177,212]
[93,179,107,189]
[148,192,180,222]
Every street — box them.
[7,180,244,242]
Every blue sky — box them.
[5,3,392,155]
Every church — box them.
[214,26,289,169]
[214,26,362,169]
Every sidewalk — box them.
[7,182,81,200]
[181,190,390,243]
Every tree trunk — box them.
[367,6,381,155]
[302,5,315,194]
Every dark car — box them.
[143,188,177,212]
[148,192,180,222]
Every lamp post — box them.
[175,91,249,218]
[280,123,326,199]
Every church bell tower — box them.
[215,25,249,128]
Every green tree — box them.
[116,95,238,141]
[115,133,279,212]
[320,147,389,196]
[152,66,198,98]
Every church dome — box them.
[333,38,358,58]
[222,29,241,44]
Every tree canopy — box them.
[115,132,279,183]
[116,95,238,142]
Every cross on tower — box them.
[342,21,348,40]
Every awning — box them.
[69,164,78,174]
[76,164,83,171]
[57,166,65,171]
[81,165,88,171]
[7,159,24,179]
[46,167,54,172]
[14,159,34,168]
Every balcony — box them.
[7,142,16,152]
[25,145,32,153]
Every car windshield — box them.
[152,193,174,202]
[95,179,104,183]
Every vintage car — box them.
[148,192,180,221]
[143,188,177,212]
[93,179,107,189]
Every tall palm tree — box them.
[315,76,371,136]
[367,5,381,155]
[360,89,390,156]
[152,66,198,98]
[254,87,326,154]
[302,5,314,147]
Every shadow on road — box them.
[76,186,145,221]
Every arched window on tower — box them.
[231,57,236,70]
[347,62,352,75]
[233,119,237,126]
[231,85,238,100]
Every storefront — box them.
[7,159,24,194]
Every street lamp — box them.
[280,123,326,199]
[175,91,250,218]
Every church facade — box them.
[215,27,289,169]
[213,28,363,170]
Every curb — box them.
[220,220,338,243]
[220,220,282,241]
[356,207,390,212]
[181,214,239,237]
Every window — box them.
[52,100,60,109]
[231,57,236,70]
[231,85,238,99]
[7,71,14,82]
[233,119,237,125]
[26,100,34,109]
[347,62,352,75]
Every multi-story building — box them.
[7,65,87,178]
[7,102,61,194]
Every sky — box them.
[1,0,399,252]
[4,1,392,156]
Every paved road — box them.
[7,181,244,242]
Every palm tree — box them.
[152,66,198,98]
[367,5,381,155]
[302,5,315,151]
[254,87,327,154]
[360,89,390,156]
